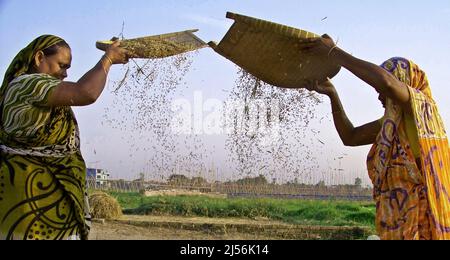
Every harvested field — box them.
[89,215,372,240]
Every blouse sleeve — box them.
[9,74,61,107]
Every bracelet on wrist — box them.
[328,46,339,58]
[101,59,109,75]
[103,55,113,66]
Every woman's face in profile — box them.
[35,47,72,80]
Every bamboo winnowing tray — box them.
[96,29,207,59]
[209,12,341,88]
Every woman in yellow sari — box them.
[0,35,129,240]
[300,35,450,240]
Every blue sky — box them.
[1,0,449,184]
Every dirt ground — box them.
[90,221,275,240]
[89,215,371,240]
[89,215,284,240]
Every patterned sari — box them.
[367,57,450,240]
[0,35,90,240]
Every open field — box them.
[90,215,372,240]
[88,192,377,240]
[110,192,376,228]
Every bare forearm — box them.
[299,35,409,105]
[331,48,399,96]
[77,56,111,101]
[327,90,355,145]
[46,41,128,107]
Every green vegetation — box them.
[107,192,375,229]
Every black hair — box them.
[41,40,71,57]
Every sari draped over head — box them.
[367,57,450,240]
[0,35,91,240]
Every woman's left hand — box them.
[303,78,336,97]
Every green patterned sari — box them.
[0,36,90,240]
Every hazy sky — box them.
[1,0,449,185]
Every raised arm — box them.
[305,80,381,147]
[47,41,129,107]
[299,35,410,108]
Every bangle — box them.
[101,59,109,76]
[103,55,113,65]
[328,45,339,58]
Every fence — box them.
[87,179,373,201]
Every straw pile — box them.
[89,192,123,220]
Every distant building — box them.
[87,168,110,186]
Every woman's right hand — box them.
[298,34,337,58]
[105,38,129,64]
[304,78,336,97]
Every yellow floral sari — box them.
[367,57,450,240]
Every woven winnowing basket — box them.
[209,12,341,88]
[96,30,207,59]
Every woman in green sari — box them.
[0,35,129,240]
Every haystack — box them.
[88,192,123,220]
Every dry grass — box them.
[89,191,123,219]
